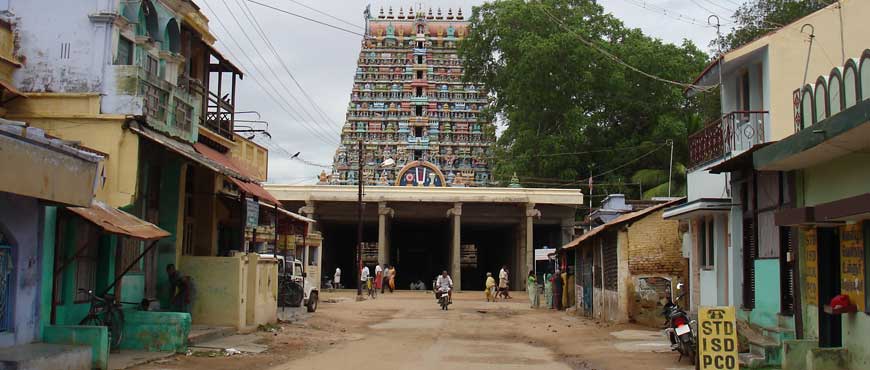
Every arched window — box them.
[417,24,424,34]
[801,86,814,129]
[814,77,828,123]
[828,69,843,116]
[844,60,859,107]
[164,19,180,53]
[861,50,870,101]
[141,1,159,39]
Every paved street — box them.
[136,290,693,370]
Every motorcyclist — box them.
[435,270,453,304]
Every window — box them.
[144,55,159,78]
[417,70,423,79]
[0,230,12,332]
[414,127,423,137]
[417,41,423,48]
[737,70,750,112]
[699,218,714,269]
[417,55,423,64]
[414,150,422,160]
[415,87,423,97]
[415,106,423,117]
[120,238,143,273]
[115,37,134,65]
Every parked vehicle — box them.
[78,289,124,351]
[436,288,450,310]
[662,283,697,364]
[266,254,319,312]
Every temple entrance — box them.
[320,222,377,290]
[460,224,515,291]
[390,221,449,290]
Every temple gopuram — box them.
[327,6,496,187]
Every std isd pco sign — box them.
[698,306,739,370]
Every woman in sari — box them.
[544,272,554,309]
[388,266,396,292]
[527,271,539,308]
[485,272,496,302]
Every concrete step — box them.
[761,325,795,345]
[0,343,92,370]
[739,352,768,369]
[187,325,235,346]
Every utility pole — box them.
[667,139,674,198]
[356,140,364,297]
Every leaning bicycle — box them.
[78,289,124,351]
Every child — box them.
[485,272,496,302]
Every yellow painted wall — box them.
[0,21,20,85]
[179,255,245,329]
[246,254,278,327]
[230,134,269,182]
[727,0,870,140]
[8,95,139,207]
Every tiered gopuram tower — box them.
[328,6,496,187]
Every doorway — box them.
[390,221,449,289]
[817,227,842,348]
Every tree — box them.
[459,0,714,202]
[711,0,829,53]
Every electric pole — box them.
[356,140,364,297]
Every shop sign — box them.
[841,223,865,311]
[535,247,556,261]
[245,197,259,228]
[460,244,477,268]
[699,306,739,370]
[803,227,818,306]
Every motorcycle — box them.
[662,283,697,365]
[435,284,451,310]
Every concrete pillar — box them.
[524,203,541,279]
[560,217,575,247]
[447,202,462,291]
[298,201,316,228]
[377,202,394,265]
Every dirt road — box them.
[136,290,693,370]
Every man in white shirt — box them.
[334,267,341,289]
[436,270,453,303]
[361,265,370,292]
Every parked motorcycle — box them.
[662,283,697,365]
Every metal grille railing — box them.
[688,110,768,168]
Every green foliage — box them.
[711,0,830,53]
[460,0,714,202]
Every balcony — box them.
[688,111,768,168]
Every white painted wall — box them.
[9,0,117,93]
[687,165,729,201]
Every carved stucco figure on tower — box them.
[329,6,496,187]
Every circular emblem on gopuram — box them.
[395,161,446,187]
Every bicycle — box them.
[367,277,377,299]
[78,289,125,351]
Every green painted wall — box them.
[44,325,108,370]
[842,311,870,369]
[803,152,870,206]
[153,158,183,309]
[750,259,781,328]
[40,206,57,338]
[120,311,190,352]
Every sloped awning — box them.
[259,200,315,224]
[563,198,684,250]
[192,142,280,205]
[67,200,169,240]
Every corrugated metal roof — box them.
[192,143,280,205]
[67,200,170,240]
[258,201,316,224]
[563,198,684,250]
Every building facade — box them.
[330,6,495,187]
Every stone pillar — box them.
[447,202,462,291]
[560,217,575,247]
[298,201,316,227]
[524,203,541,279]
[377,202,394,265]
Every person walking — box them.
[375,264,384,292]
[334,266,342,289]
[485,272,496,302]
[552,269,563,310]
[527,271,539,308]
[498,265,510,299]
[381,264,390,293]
[544,272,554,308]
[361,265,370,292]
[387,265,396,293]
[561,269,569,309]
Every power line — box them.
[219,0,339,143]
[202,0,339,146]
[613,0,722,28]
[278,0,365,31]
[538,3,719,91]
[696,0,736,15]
[238,0,342,131]
[246,0,366,37]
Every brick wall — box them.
[625,209,687,278]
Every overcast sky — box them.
[199,0,735,184]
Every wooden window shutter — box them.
[780,227,797,315]
[743,216,757,309]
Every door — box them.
[817,227,842,348]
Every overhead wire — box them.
[218,0,340,144]
[537,3,719,92]
[613,0,724,28]
[238,0,342,131]
[201,0,339,146]
[277,0,365,31]
[246,0,367,37]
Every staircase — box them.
[738,318,795,369]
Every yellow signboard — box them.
[841,223,865,311]
[699,306,739,370]
[803,228,818,306]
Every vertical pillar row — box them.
[525,203,541,280]
[377,202,394,266]
[447,202,462,291]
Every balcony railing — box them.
[688,110,768,168]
